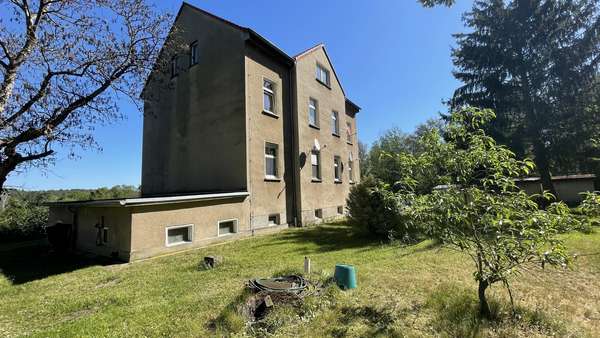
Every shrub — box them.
[346,177,422,242]
[0,198,48,243]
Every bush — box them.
[0,198,48,243]
[346,177,422,242]
[577,192,600,229]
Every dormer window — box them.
[189,41,198,66]
[316,64,330,86]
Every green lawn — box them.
[1,224,599,337]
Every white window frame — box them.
[165,224,194,247]
[331,111,339,135]
[346,121,353,143]
[263,79,276,115]
[316,63,330,86]
[189,41,198,66]
[217,219,238,237]
[334,155,342,182]
[309,98,319,127]
[264,142,279,179]
[311,150,321,180]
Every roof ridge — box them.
[293,43,325,59]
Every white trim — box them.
[44,191,250,208]
[217,218,238,237]
[262,78,276,115]
[264,141,279,179]
[165,224,194,247]
[309,97,319,127]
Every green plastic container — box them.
[334,264,357,290]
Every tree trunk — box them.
[478,279,491,319]
[532,141,558,200]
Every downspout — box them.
[289,63,300,227]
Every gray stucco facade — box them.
[47,3,361,261]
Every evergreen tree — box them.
[451,0,600,197]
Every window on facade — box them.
[189,41,198,66]
[316,64,330,86]
[263,79,275,114]
[334,156,342,182]
[170,55,178,78]
[337,206,344,215]
[346,121,353,143]
[348,153,355,182]
[311,150,321,180]
[265,142,278,178]
[314,209,323,219]
[331,111,339,135]
[268,214,280,225]
[166,225,193,246]
[218,220,237,236]
[309,98,319,127]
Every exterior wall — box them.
[129,197,286,260]
[141,6,247,196]
[48,206,132,261]
[244,44,293,228]
[517,178,596,204]
[294,47,359,225]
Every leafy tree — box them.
[413,108,570,318]
[451,0,600,198]
[368,119,445,189]
[0,0,176,190]
[358,141,369,178]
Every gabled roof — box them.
[180,2,294,67]
[143,3,359,112]
[294,43,348,98]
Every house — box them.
[46,3,361,261]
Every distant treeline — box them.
[0,185,140,243]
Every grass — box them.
[0,223,599,337]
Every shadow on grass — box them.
[260,223,386,254]
[425,283,566,337]
[0,243,119,285]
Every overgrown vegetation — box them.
[349,108,577,317]
[1,223,598,337]
[0,185,139,243]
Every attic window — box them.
[316,64,330,86]
[170,55,178,78]
[189,41,198,66]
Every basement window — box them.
[314,209,323,220]
[218,219,238,236]
[166,224,193,247]
[337,206,344,215]
[268,214,280,225]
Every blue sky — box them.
[7,0,473,191]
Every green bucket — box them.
[334,264,357,290]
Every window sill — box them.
[334,180,343,184]
[309,124,320,130]
[311,178,322,183]
[264,176,281,182]
[346,141,353,145]
[316,78,331,90]
[218,233,236,237]
[332,133,340,138]
[189,63,198,69]
[166,241,192,248]
[262,110,279,119]
[349,181,356,185]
